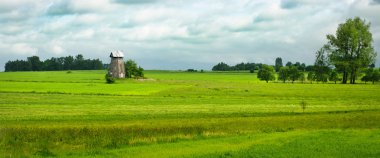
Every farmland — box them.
[0,70,380,157]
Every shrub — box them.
[105,74,115,84]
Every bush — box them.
[105,74,115,84]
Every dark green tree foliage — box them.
[305,65,314,72]
[329,70,341,84]
[187,69,198,72]
[27,56,43,71]
[286,61,292,67]
[275,57,283,72]
[257,64,275,83]
[5,60,31,71]
[278,66,289,83]
[289,66,301,83]
[314,47,331,83]
[299,73,306,83]
[4,54,103,72]
[299,63,306,71]
[278,66,303,83]
[212,62,257,71]
[212,62,231,71]
[137,67,144,77]
[307,72,315,84]
[362,68,380,84]
[326,17,376,84]
[105,74,115,84]
[125,60,144,78]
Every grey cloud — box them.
[46,1,75,15]
[46,1,104,16]
[371,0,380,5]
[254,15,273,23]
[280,0,301,9]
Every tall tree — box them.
[286,61,292,67]
[326,17,377,84]
[278,66,289,83]
[257,64,275,83]
[314,47,331,83]
[27,56,43,71]
[329,70,340,84]
[125,60,138,78]
[275,57,283,72]
[307,71,315,84]
[124,60,144,78]
[289,66,301,83]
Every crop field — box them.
[0,70,380,157]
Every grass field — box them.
[0,70,380,157]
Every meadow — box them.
[0,70,379,157]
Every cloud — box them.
[46,0,110,15]
[112,0,157,5]
[280,0,301,9]
[0,0,380,71]
[371,0,380,5]
[10,43,37,55]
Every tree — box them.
[27,56,43,71]
[136,67,144,78]
[275,57,283,72]
[307,71,315,84]
[286,61,292,67]
[329,70,340,84]
[4,54,103,71]
[125,60,138,78]
[124,60,144,78]
[314,47,330,83]
[372,69,380,84]
[362,68,380,84]
[305,65,314,72]
[289,66,301,83]
[63,56,74,70]
[212,62,230,71]
[257,64,275,83]
[326,17,377,84]
[278,66,289,83]
[299,63,306,71]
[299,72,306,84]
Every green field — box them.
[1,70,380,157]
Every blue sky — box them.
[0,0,380,71]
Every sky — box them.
[0,0,380,71]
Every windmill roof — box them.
[110,50,124,58]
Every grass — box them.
[0,70,379,157]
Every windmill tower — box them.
[108,50,125,78]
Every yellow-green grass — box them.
[0,70,379,157]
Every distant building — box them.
[108,50,125,78]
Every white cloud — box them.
[0,0,380,71]
[10,43,37,55]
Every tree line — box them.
[214,17,378,84]
[4,54,104,72]
[256,63,379,84]
[212,62,258,72]
[212,60,312,73]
